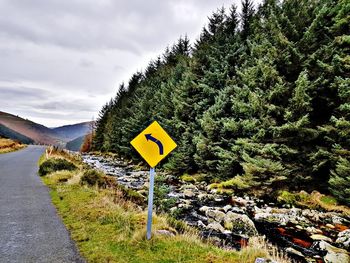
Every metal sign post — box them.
[146,167,155,240]
[130,121,177,240]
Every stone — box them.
[336,229,350,249]
[331,215,347,225]
[197,193,209,201]
[286,247,304,258]
[222,230,232,235]
[206,222,225,233]
[197,220,206,228]
[232,197,249,206]
[199,206,210,213]
[254,207,310,226]
[310,234,332,243]
[178,203,191,209]
[224,211,258,237]
[169,207,178,213]
[223,205,232,213]
[183,189,195,198]
[312,241,350,263]
[232,207,245,214]
[324,253,350,263]
[206,209,226,223]
[155,230,175,237]
[306,226,321,234]
[254,258,266,263]
[254,258,277,263]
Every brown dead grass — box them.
[0,138,26,153]
[308,191,350,216]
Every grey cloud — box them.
[0,86,52,100]
[36,100,95,112]
[0,0,261,126]
[79,59,94,68]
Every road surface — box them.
[0,145,84,263]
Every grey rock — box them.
[199,206,210,213]
[224,212,258,237]
[223,205,232,213]
[155,230,175,237]
[183,189,195,198]
[336,229,350,250]
[254,258,277,263]
[178,203,192,209]
[310,234,332,243]
[197,220,206,228]
[206,222,225,233]
[286,247,304,258]
[312,241,350,263]
[206,209,226,223]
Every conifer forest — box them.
[93,0,350,205]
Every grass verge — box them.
[40,149,289,263]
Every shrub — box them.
[39,158,77,176]
[80,169,106,187]
[115,184,145,205]
[277,190,309,206]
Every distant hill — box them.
[66,135,85,151]
[52,121,93,141]
[0,111,61,145]
[0,123,34,144]
[0,111,92,147]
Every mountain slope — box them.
[0,123,34,144]
[52,122,93,141]
[0,111,61,145]
[66,135,85,151]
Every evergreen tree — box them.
[92,0,350,199]
[240,0,255,40]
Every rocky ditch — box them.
[82,154,350,263]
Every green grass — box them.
[320,195,338,206]
[44,177,255,262]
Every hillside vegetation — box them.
[93,0,350,204]
[0,123,34,144]
[0,111,61,145]
[66,135,85,151]
[52,121,92,141]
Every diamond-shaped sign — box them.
[130,121,177,167]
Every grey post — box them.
[146,167,155,240]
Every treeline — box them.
[93,0,350,204]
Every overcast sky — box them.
[0,0,261,127]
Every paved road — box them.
[0,145,84,263]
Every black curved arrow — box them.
[145,134,164,155]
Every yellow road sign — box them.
[130,121,177,167]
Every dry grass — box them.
[239,236,291,263]
[308,191,350,216]
[40,146,82,167]
[0,138,26,153]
